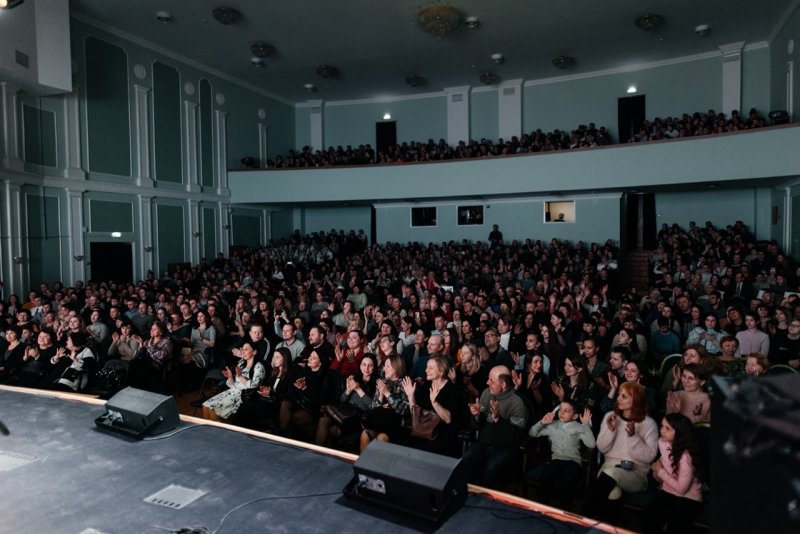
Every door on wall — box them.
[376,121,396,160]
[90,242,133,283]
[618,95,646,144]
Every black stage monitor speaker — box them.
[344,440,468,526]
[95,387,180,439]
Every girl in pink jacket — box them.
[643,413,705,533]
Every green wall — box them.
[470,89,498,142]
[770,5,800,121]
[324,95,447,149]
[202,207,217,259]
[153,61,182,183]
[232,213,261,248]
[156,204,185,273]
[85,36,131,177]
[26,194,61,286]
[89,199,134,233]
[22,105,57,167]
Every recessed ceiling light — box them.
[383,113,392,120]
[155,11,173,23]
[250,57,265,68]
[627,85,637,94]
[694,24,711,36]
[491,53,504,64]
[464,16,480,29]
[304,83,316,92]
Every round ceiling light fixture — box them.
[251,42,274,58]
[479,72,500,85]
[405,75,426,88]
[155,11,173,23]
[417,4,462,36]
[316,65,340,79]
[552,55,575,69]
[212,6,241,25]
[635,13,664,31]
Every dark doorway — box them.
[375,121,397,160]
[618,95,645,144]
[624,193,657,251]
[90,242,133,284]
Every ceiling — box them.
[70,0,798,104]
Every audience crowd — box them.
[1,220,797,531]
[266,107,777,169]
[268,122,611,168]
[628,108,767,143]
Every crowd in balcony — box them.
[263,106,781,170]
[628,108,767,143]
[267,122,612,169]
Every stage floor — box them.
[0,387,611,533]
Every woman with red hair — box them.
[583,381,658,521]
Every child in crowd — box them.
[643,413,705,533]
[528,399,596,510]
[744,352,769,377]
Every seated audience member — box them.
[602,360,657,416]
[665,363,711,423]
[649,317,682,361]
[643,413,706,534]
[528,399,596,510]
[107,319,140,361]
[232,348,293,430]
[686,313,724,356]
[0,325,25,381]
[52,332,97,392]
[202,340,265,421]
[86,309,110,351]
[315,353,378,447]
[551,354,598,414]
[330,329,365,377]
[402,328,428,375]
[461,365,529,487]
[660,346,710,394]
[769,318,800,367]
[583,382,658,522]
[360,354,410,451]
[712,335,745,376]
[452,342,489,403]
[744,352,770,377]
[297,324,335,369]
[276,321,307,362]
[410,332,445,380]
[279,349,336,438]
[735,312,770,357]
[128,321,173,391]
[13,329,57,387]
[512,352,552,423]
[402,355,461,457]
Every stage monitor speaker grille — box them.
[345,440,468,526]
[96,387,179,438]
